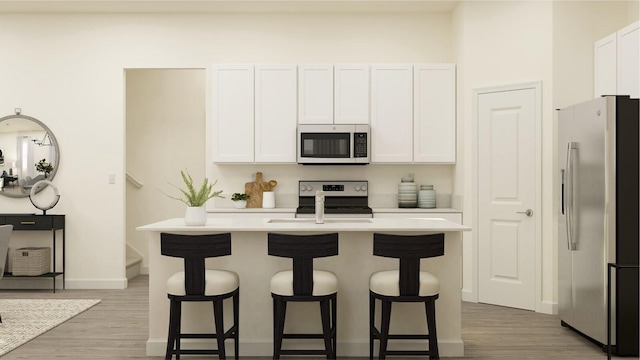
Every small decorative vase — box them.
[418,185,437,209]
[398,177,417,208]
[262,191,275,209]
[233,200,247,209]
[184,206,207,226]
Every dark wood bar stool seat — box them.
[369,233,445,360]
[268,232,339,359]
[161,232,239,360]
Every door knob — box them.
[517,209,534,217]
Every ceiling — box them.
[0,0,459,13]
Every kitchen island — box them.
[138,216,470,357]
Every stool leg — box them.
[213,299,227,359]
[369,294,375,360]
[379,299,392,360]
[425,300,439,359]
[331,294,337,359]
[175,301,182,360]
[320,298,333,359]
[233,290,240,359]
[166,299,179,359]
[273,296,287,360]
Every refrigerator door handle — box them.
[565,142,577,251]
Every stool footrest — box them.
[386,350,431,356]
[169,349,221,355]
[283,333,325,339]
[180,333,217,339]
[280,349,332,356]
[387,334,430,340]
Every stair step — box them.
[126,256,142,280]
[126,256,142,267]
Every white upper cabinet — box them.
[370,64,414,163]
[413,64,456,163]
[211,64,255,163]
[298,65,333,124]
[255,65,298,163]
[334,65,370,124]
[594,21,639,99]
[617,21,639,98]
[212,62,456,164]
[594,33,617,98]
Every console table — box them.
[0,214,65,292]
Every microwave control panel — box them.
[354,133,368,158]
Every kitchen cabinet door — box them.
[413,64,456,163]
[211,64,255,163]
[298,65,333,124]
[617,21,639,98]
[255,65,298,163]
[594,33,617,98]
[334,64,369,124]
[370,64,413,163]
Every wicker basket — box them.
[11,247,51,276]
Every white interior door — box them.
[477,84,540,311]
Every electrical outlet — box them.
[108,174,116,184]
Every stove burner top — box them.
[296,206,373,215]
[297,180,371,217]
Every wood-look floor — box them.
[0,275,627,359]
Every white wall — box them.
[454,0,555,310]
[0,11,453,287]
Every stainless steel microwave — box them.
[297,124,370,165]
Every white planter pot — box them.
[262,191,275,208]
[233,200,247,209]
[184,206,207,226]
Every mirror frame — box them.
[0,112,60,198]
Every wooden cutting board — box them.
[244,172,277,208]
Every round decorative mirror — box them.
[0,109,60,198]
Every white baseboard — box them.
[0,277,63,290]
[539,300,557,315]
[147,338,464,357]
[141,265,149,275]
[461,288,476,302]
[65,278,128,290]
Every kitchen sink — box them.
[267,218,372,224]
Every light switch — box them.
[108,174,116,184]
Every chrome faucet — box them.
[315,190,325,224]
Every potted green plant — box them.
[163,170,224,225]
[231,193,250,209]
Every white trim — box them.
[472,81,543,312]
[147,338,465,357]
[539,300,558,315]
[462,288,476,303]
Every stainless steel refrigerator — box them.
[558,95,638,355]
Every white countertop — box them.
[137,216,470,232]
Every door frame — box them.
[472,81,543,312]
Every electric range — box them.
[295,180,373,218]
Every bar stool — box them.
[161,232,239,360]
[369,233,445,360]
[268,232,339,359]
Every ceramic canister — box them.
[418,185,436,209]
[398,177,417,208]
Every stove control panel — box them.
[299,181,368,197]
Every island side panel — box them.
[146,230,462,357]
